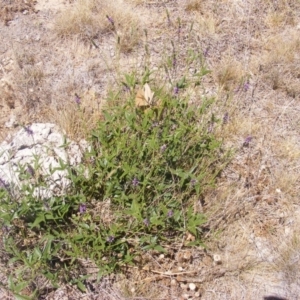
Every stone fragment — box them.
[0,123,88,199]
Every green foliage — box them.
[0,80,230,299]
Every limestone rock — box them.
[0,123,88,199]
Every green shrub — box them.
[0,83,230,298]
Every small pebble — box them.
[159,254,164,260]
[213,254,222,264]
[188,283,196,291]
[180,283,187,290]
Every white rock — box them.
[47,131,64,145]
[0,143,11,164]
[53,147,68,162]
[14,148,37,160]
[213,254,222,264]
[67,142,83,165]
[32,186,53,199]
[159,254,165,260]
[0,123,88,199]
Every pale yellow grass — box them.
[265,0,298,28]
[193,11,220,35]
[184,0,203,13]
[214,57,247,91]
[49,96,103,140]
[54,0,142,53]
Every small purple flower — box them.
[223,112,229,124]
[0,178,9,190]
[243,136,252,147]
[106,15,114,26]
[132,177,139,187]
[24,126,33,136]
[244,82,250,92]
[123,84,130,92]
[167,210,173,218]
[160,144,167,152]
[74,93,81,105]
[0,178,10,192]
[172,55,177,68]
[235,82,250,93]
[26,165,35,177]
[79,203,86,214]
[190,179,197,187]
[2,225,11,234]
[204,46,210,57]
[151,122,159,128]
[143,218,150,227]
[174,86,179,95]
[106,235,115,243]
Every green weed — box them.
[0,76,230,298]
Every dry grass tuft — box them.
[215,57,246,91]
[48,91,104,140]
[0,0,36,25]
[184,0,203,12]
[193,11,220,35]
[257,30,300,93]
[274,169,299,197]
[275,232,300,282]
[54,0,106,38]
[0,80,15,109]
[265,0,297,28]
[54,0,141,53]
